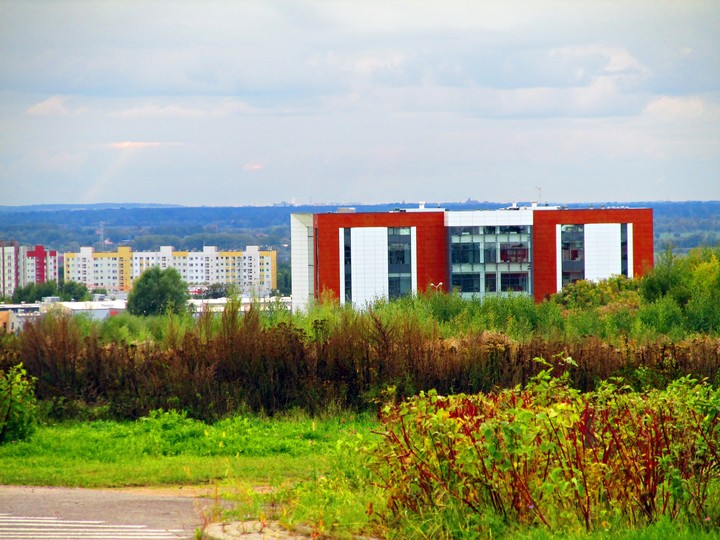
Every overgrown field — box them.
[2,247,718,422]
[0,373,717,539]
[1,247,719,538]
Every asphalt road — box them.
[0,485,217,539]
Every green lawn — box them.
[2,410,718,540]
[0,410,374,489]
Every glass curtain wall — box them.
[388,227,412,299]
[450,225,532,298]
[561,224,584,287]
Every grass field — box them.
[0,410,375,487]
[1,408,719,539]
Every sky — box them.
[1,1,719,207]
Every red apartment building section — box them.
[532,208,654,302]
[27,245,57,283]
[313,211,447,301]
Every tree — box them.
[197,283,231,299]
[126,267,189,316]
[276,260,291,296]
[10,280,90,303]
[59,281,91,301]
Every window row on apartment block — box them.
[291,204,653,310]
[2,242,277,298]
[63,245,276,295]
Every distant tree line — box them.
[8,281,92,303]
[1,201,718,263]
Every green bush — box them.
[0,364,37,444]
[368,366,720,536]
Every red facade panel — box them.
[532,209,654,302]
[313,211,447,301]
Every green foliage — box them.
[275,260,291,296]
[98,312,152,345]
[0,364,37,444]
[554,275,641,309]
[0,410,376,487]
[368,369,720,536]
[3,287,720,422]
[641,247,691,306]
[192,282,235,299]
[684,249,720,333]
[637,296,686,338]
[126,266,189,316]
[11,280,90,303]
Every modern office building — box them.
[65,245,276,295]
[291,204,654,309]
[0,241,59,298]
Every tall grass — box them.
[2,288,718,422]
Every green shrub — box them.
[368,366,720,536]
[0,364,37,444]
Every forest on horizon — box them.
[1,200,718,263]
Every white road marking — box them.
[0,513,186,539]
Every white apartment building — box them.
[65,245,276,295]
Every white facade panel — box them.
[556,224,563,292]
[411,227,418,294]
[350,227,388,306]
[445,209,534,227]
[338,228,346,303]
[627,223,634,278]
[290,213,314,311]
[584,223,622,282]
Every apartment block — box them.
[65,245,276,295]
[0,241,59,298]
[291,204,654,310]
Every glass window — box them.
[452,226,479,236]
[389,274,412,298]
[483,243,497,263]
[485,273,497,292]
[560,224,584,287]
[500,272,529,292]
[500,242,529,263]
[562,271,584,287]
[388,242,411,265]
[621,223,628,277]
[344,228,352,302]
[451,243,481,264]
[483,226,496,235]
[562,243,584,261]
[499,225,529,234]
[451,273,481,293]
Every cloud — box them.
[2,1,718,206]
[109,141,165,150]
[643,96,713,120]
[112,99,254,119]
[26,96,70,116]
[9,149,87,173]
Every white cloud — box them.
[109,141,167,150]
[112,99,254,119]
[643,96,712,120]
[243,162,264,171]
[26,96,70,116]
[2,1,718,205]
[25,150,87,172]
